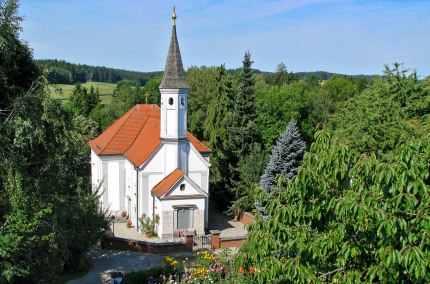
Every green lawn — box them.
[49,82,116,105]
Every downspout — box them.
[152,194,155,221]
[150,193,156,236]
[135,166,139,232]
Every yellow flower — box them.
[193,267,206,278]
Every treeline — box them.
[35,59,162,85]
[296,70,376,81]
[36,58,376,88]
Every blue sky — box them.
[20,0,430,76]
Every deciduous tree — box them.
[236,131,430,283]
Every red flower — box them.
[239,267,245,275]
[248,267,255,274]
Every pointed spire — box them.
[159,7,190,89]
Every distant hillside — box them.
[295,71,376,81]
[36,59,162,85]
[229,68,377,81]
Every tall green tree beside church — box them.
[186,66,219,140]
[227,51,262,206]
[228,51,260,160]
[204,65,234,193]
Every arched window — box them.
[181,97,185,106]
[180,184,186,191]
[168,97,174,105]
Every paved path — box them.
[111,205,247,240]
[208,204,247,238]
[67,247,192,284]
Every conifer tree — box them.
[228,51,260,160]
[227,51,261,207]
[260,119,306,194]
[204,65,234,190]
[69,84,100,117]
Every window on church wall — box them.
[168,97,174,105]
[180,184,185,191]
[180,97,185,106]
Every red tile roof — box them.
[151,168,184,198]
[89,104,211,166]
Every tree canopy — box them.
[0,2,108,282]
[237,130,429,283]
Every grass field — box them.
[49,82,116,105]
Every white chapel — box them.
[89,9,211,238]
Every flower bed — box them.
[122,249,258,284]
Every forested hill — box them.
[295,71,376,81]
[36,59,163,85]
[37,59,377,86]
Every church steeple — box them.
[159,6,189,143]
[159,7,190,89]
[159,7,190,175]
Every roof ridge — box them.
[102,105,138,153]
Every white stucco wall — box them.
[91,155,126,214]
[169,179,200,196]
[188,145,210,194]
[160,88,188,140]
[108,162,120,211]
[91,149,103,193]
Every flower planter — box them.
[145,232,153,238]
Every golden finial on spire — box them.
[172,6,177,25]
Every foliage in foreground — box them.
[236,131,430,283]
[0,83,109,283]
[0,1,108,282]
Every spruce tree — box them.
[228,51,260,160]
[227,51,261,207]
[260,119,306,194]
